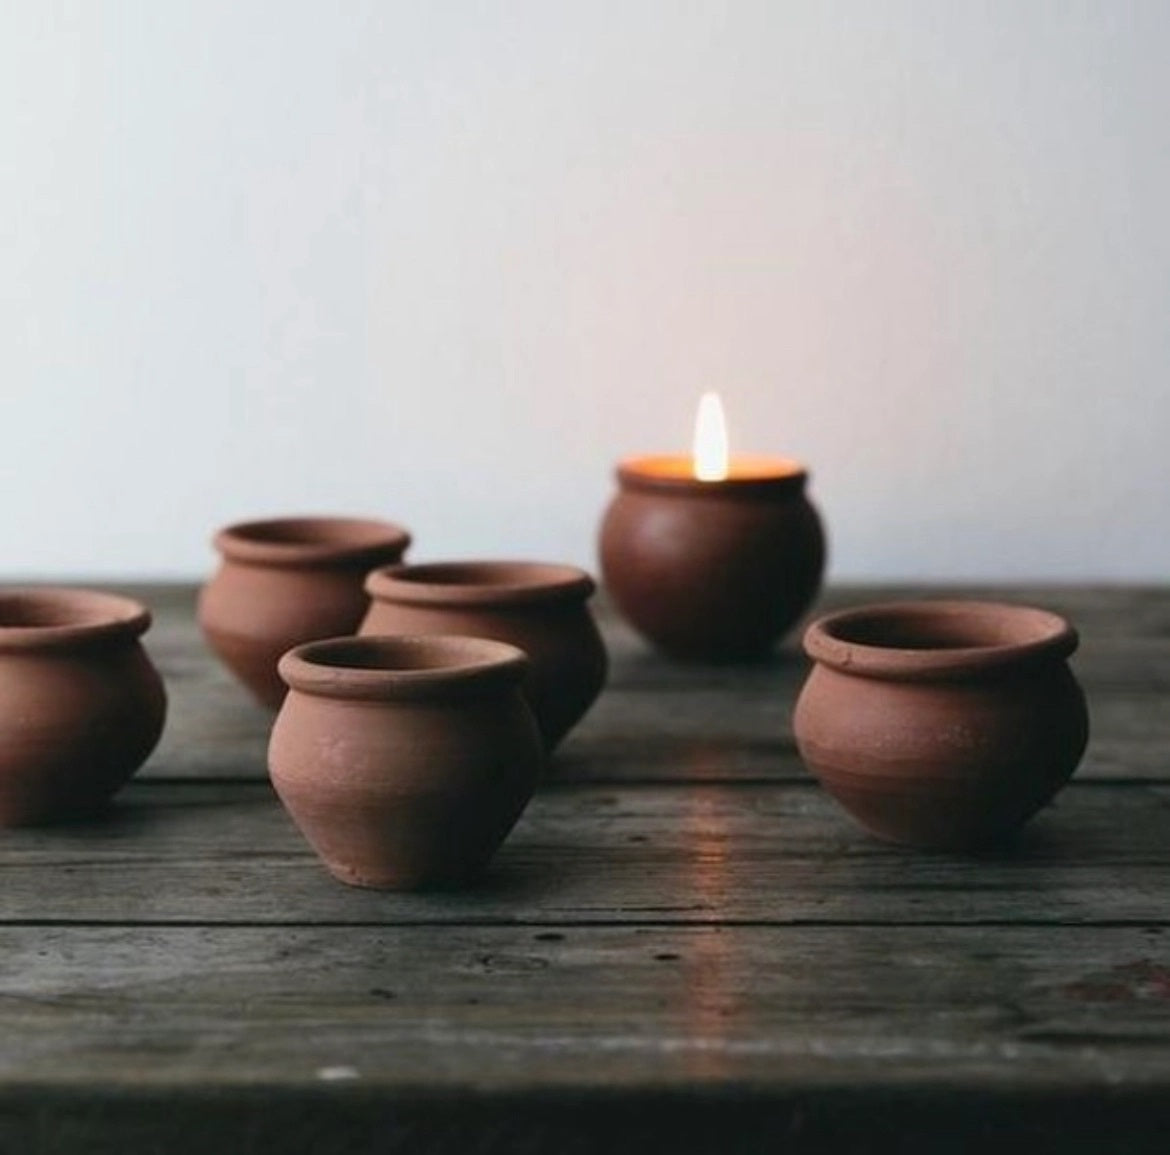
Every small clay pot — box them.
[360,561,607,750]
[599,457,826,661]
[269,634,543,889]
[794,600,1090,851]
[198,516,411,708]
[0,588,167,826]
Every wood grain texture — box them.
[2,780,1169,927]
[3,924,1170,1090]
[4,926,1170,1152]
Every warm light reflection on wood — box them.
[683,784,734,1077]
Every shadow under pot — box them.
[198,516,411,709]
[360,562,608,751]
[0,588,167,826]
[269,634,544,890]
[794,600,1089,851]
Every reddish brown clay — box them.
[198,516,411,708]
[268,634,543,890]
[599,457,826,661]
[794,600,1090,851]
[0,588,167,826]
[360,561,607,750]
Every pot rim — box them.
[803,599,1078,680]
[279,633,529,700]
[365,560,595,608]
[213,516,411,569]
[0,587,151,653]
[615,455,808,497]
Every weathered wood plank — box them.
[130,584,1170,783]
[2,781,1170,926]
[1,924,1170,1094]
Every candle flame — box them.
[693,392,729,481]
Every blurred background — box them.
[2,1,1167,581]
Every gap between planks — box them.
[4,917,1170,930]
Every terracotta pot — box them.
[599,457,826,661]
[360,561,607,750]
[794,600,1090,851]
[198,516,411,708]
[269,634,543,889]
[0,588,167,826]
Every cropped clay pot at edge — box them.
[0,587,167,826]
[794,600,1089,851]
[269,634,544,890]
[198,515,411,709]
[599,457,826,661]
[360,561,607,750]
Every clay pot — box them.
[269,634,543,889]
[794,600,1090,851]
[0,588,167,826]
[599,457,826,661]
[360,561,607,750]
[198,516,411,708]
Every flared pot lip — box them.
[803,599,1078,681]
[279,633,530,701]
[365,560,596,608]
[213,515,411,569]
[0,587,151,653]
[615,455,808,497]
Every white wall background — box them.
[2,1,1167,581]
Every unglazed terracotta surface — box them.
[198,516,410,708]
[0,588,167,825]
[599,459,826,662]
[794,600,1090,851]
[268,634,543,890]
[360,561,607,750]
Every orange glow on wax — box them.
[624,455,805,481]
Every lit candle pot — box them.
[599,396,826,661]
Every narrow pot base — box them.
[322,858,486,892]
[811,773,1064,852]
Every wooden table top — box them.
[2,584,1169,1154]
